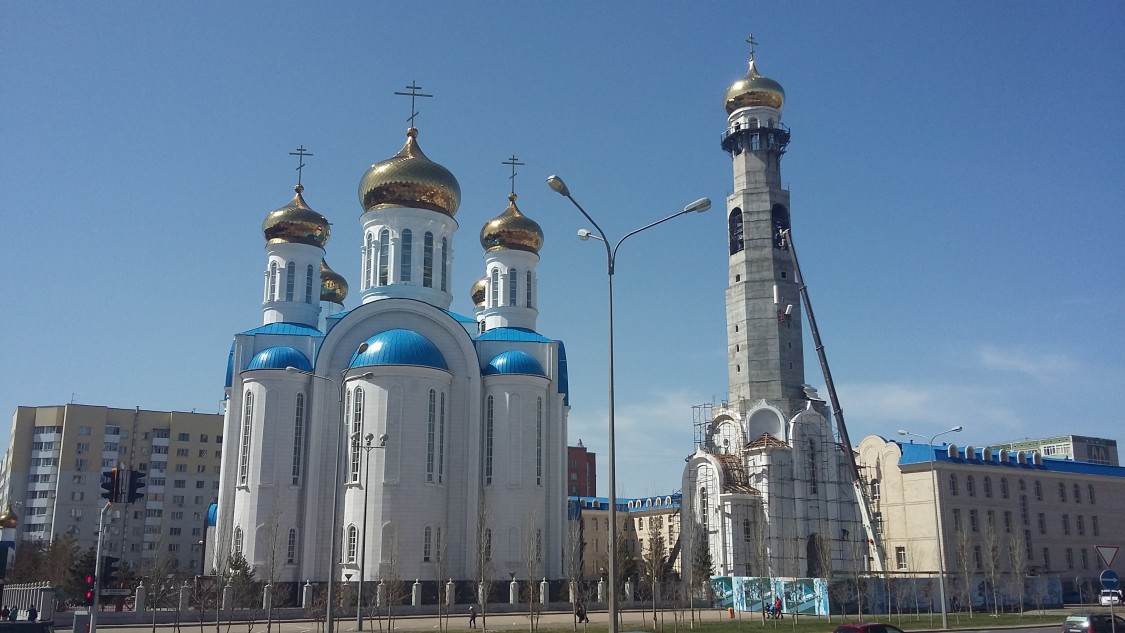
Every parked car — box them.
[1064,614,1125,633]
[834,625,907,633]
[1100,590,1123,606]
[0,623,54,633]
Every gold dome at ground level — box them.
[480,194,544,254]
[724,59,785,114]
[263,185,331,248]
[359,128,460,217]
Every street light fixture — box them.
[357,432,388,631]
[286,365,374,633]
[547,174,710,633]
[898,425,963,629]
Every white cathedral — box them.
[682,50,867,580]
[214,122,570,588]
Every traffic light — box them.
[126,469,146,503]
[100,468,120,501]
[102,556,121,584]
[85,574,96,604]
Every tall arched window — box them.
[292,393,305,485]
[268,262,278,300]
[967,475,976,497]
[440,237,448,292]
[350,387,365,482]
[536,397,543,486]
[239,391,253,485]
[508,269,517,305]
[984,476,993,498]
[233,527,244,557]
[949,474,958,495]
[728,209,744,255]
[771,204,791,250]
[423,526,433,562]
[378,229,390,285]
[287,528,297,564]
[426,390,437,482]
[305,264,314,303]
[526,271,533,308]
[489,268,499,307]
[285,262,296,301]
[870,479,880,500]
[346,525,357,563]
[485,396,494,484]
[808,438,819,495]
[423,232,434,287]
[1001,478,1009,498]
[400,229,413,282]
[365,233,375,288]
[438,392,446,484]
[700,486,709,529]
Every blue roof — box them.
[476,327,552,342]
[206,502,218,527]
[350,329,449,371]
[240,322,324,337]
[224,342,235,388]
[896,441,1125,478]
[246,346,312,372]
[443,309,477,324]
[558,342,570,405]
[484,350,546,377]
[569,493,682,513]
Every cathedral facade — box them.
[215,124,570,588]
[682,50,867,580]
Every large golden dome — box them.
[359,128,461,217]
[0,504,18,529]
[263,185,331,248]
[480,193,544,254]
[471,277,487,307]
[320,259,348,304]
[724,58,785,114]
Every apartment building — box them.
[568,494,682,582]
[989,435,1119,466]
[567,442,597,497]
[0,404,224,575]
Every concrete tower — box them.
[720,50,804,417]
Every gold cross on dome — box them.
[502,154,525,195]
[394,81,434,128]
[746,33,758,60]
[289,145,314,185]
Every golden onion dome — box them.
[0,504,18,529]
[724,58,785,114]
[480,193,544,254]
[320,259,348,305]
[471,277,487,307]
[263,184,331,248]
[359,128,461,217]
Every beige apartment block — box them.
[858,435,1125,599]
[0,404,224,575]
[569,495,682,583]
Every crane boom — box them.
[781,228,885,573]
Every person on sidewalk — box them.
[469,605,477,628]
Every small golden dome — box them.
[0,504,18,528]
[320,259,348,304]
[263,184,331,248]
[359,128,461,217]
[724,58,785,114]
[471,277,487,307]
[480,193,544,254]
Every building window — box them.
[970,509,979,532]
[233,527,243,557]
[1088,485,1096,505]
[268,262,278,300]
[1003,510,1012,533]
[508,269,517,305]
[728,209,744,255]
[489,268,499,307]
[526,271,533,308]
[1062,514,1070,536]
[1073,483,1081,504]
[400,229,413,282]
[485,396,494,485]
[1020,495,1029,525]
[1024,529,1033,561]
[949,474,958,496]
[974,545,983,569]
[1034,480,1042,501]
[423,232,434,287]
[423,526,432,562]
[285,262,295,301]
[287,529,297,564]
[874,512,884,537]
[1092,516,1100,537]
[426,390,437,483]
[365,233,375,288]
[870,479,880,501]
[239,391,253,485]
[1082,548,1089,569]
[440,237,448,292]
[1038,513,1046,535]
[350,387,364,482]
[808,440,819,495]
[1058,482,1066,502]
[983,476,992,498]
[1066,548,1074,570]
[438,392,446,484]
[292,393,305,485]
[378,229,390,286]
[305,263,314,303]
[347,526,357,563]
[966,476,976,497]
[1042,547,1050,568]
[536,397,544,486]
[1077,515,1085,536]
[953,509,962,531]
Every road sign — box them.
[101,588,132,596]
[1102,570,1120,591]
[1097,545,1119,567]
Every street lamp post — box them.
[898,426,963,629]
[357,432,387,631]
[287,366,374,633]
[547,174,710,633]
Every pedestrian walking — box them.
[468,605,477,628]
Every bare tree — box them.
[563,509,586,632]
[259,505,289,633]
[953,525,975,619]
[381,527,408,632]
[430,522,450,633]
[981,514,1003,615]
[1007,528,1029,615]
[522,511,544,631]
[474,496,495,632]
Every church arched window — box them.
[305,264,314,303]
[508,269,517,305]
[426,390,437,483]
[423,232,434,288]
[423,525,433,562]
[365,233,375,289]
[700,486,709,529]
[440,237,448,292]
[526,271,534,308]
[808,438,819,495]
[536,397,543,486]
[346,525,357,563]
[268,263,278,301]
[239,391,253,486]
[485,396,494,485]
[400,229,413,282]
[378,229,390,286]
[285,262,296,301]
[350,387,364,482]
[233,527,243,557]
[489,268,499,307]
[771,204,790,250]
[292,393,305,485]
[728,209,744,255]
[286,528,297,564]
[438,392,446,484]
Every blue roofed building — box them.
[215,121,570,594]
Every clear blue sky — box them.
[3,2,1123,497]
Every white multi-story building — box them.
[0,404,223,573]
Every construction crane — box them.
[780,228,886,573]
